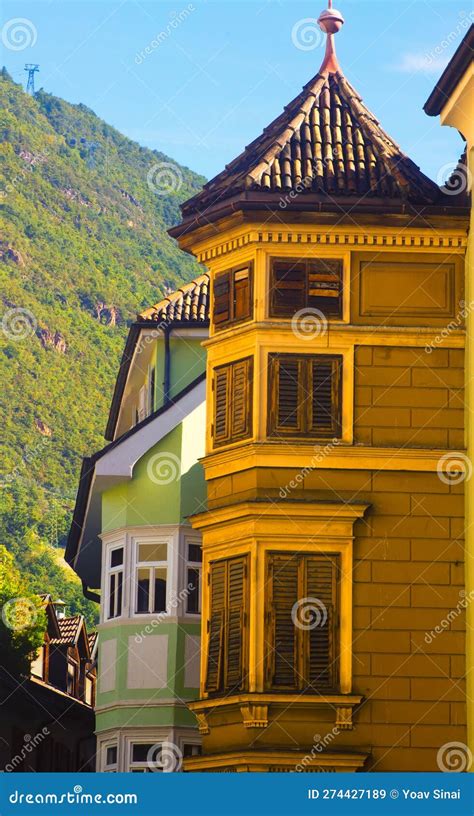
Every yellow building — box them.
[424,22,473,767]
[170,5,470,772]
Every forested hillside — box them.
[0,69,204,625]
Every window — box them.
[265,553,339,692]
[130,742,154,772]
[270,258,343,319]
[183,743,202,758]
[107,547,124,619]
[148,365,156,414]
[186,541,202,614]
[268,353,342,439]
[213,263,253,329]
[205,556,249,695]
[138,385,147,422]
[212,356,253,447]
[135,542,168,615]
[105,745,118,772]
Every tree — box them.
[0,545,46,676]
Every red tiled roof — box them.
[49,616,82,646]
[182,70,442,218]
[140,273,209,324]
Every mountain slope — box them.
[0,69,204,625]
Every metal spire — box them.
[317,2,345,74]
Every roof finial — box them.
[317,1,344,74]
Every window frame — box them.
[106,545,124,621]
[267,352,343,440]
[268,256,344,320]
[212,262,254,330]
[133,540,169,617]
[185,538,202,616]
[104,744,118,772]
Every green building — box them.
[66,276,209,771]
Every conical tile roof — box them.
[182,70,441,219]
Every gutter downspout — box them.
[81,582,100,605]
[163,325,171,404]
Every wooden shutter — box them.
[231,357,252,440]
[310,356,341,437]
[305,556,338,690]
[269,355,304,436]
[233,266,252,321]
[213,358,253,447]
[307,259,342,318]
[213,271,231,325]
[271,261,305,317]
[213,365,231,445]
[205,562,225,692]
[267,554,299,689]
[225,557,247,690]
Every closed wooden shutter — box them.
[266,553,339,692]
[271,261,305,316]
[214,366,231,444]
[310,356,341,437]
[306,556,338,690]
[226,557,247,690]
[213,357,253,447]
[213,271,231,325]
[205,562,226,692]
[268,554,299,688]
[268,354,342,439]
[206,556,249,694]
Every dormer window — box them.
[270,258,343,319]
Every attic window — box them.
[270,258,343,319]
[213,263,253,329]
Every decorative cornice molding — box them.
[195,227,468,264]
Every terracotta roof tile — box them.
[140,273,210,324]
[182,71,441,218]
[49,615,82,646]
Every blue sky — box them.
[0,1,470,183]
